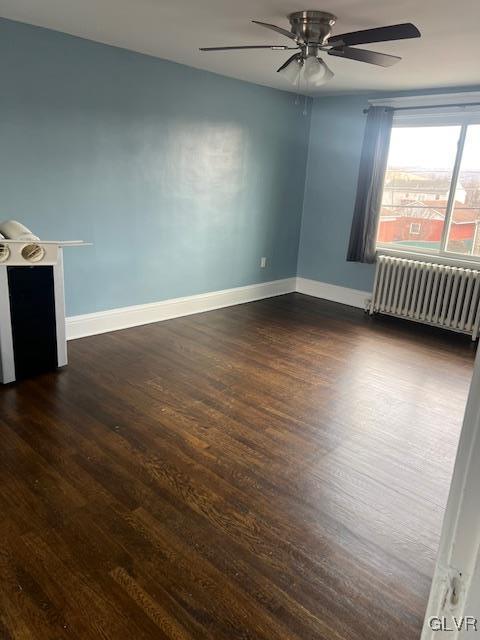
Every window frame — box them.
[375,106,480,267]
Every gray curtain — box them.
[347,106,394,263]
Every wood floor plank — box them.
[0,293,474,639]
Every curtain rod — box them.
[363,101,480,114]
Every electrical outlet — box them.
[260,257,267,268]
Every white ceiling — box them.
[1,0,479,94]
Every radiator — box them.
[369,255,480,340]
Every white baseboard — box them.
[66,276,371,340]
[66,278,296,340]
[295,277,371,310]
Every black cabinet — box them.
[7,266,58,380]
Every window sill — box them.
[376,246,480,270]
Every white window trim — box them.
[375,95,480,267]
[393,111,480,128]
[368,91,480,110]
[376,246,480,271]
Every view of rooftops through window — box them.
[377,123,480,258]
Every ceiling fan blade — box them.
[252,20,297,41]
[200,44,295,51]
[328,23,420,47]
[276,53,301,73]
[328,46,401,67]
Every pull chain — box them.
[295,62,308,116]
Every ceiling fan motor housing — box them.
[288,11,337,46]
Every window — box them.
[376,114,480,261]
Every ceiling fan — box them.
[200,11,421,88]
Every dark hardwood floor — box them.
[0,293,475,640]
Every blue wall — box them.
[4,17,477,311]
[0,19,310,316]
[297,94,375,292]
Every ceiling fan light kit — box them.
[279,54,334,88]
[200,10,421,91]
[277,55,303,84]
[303,56,334,87]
